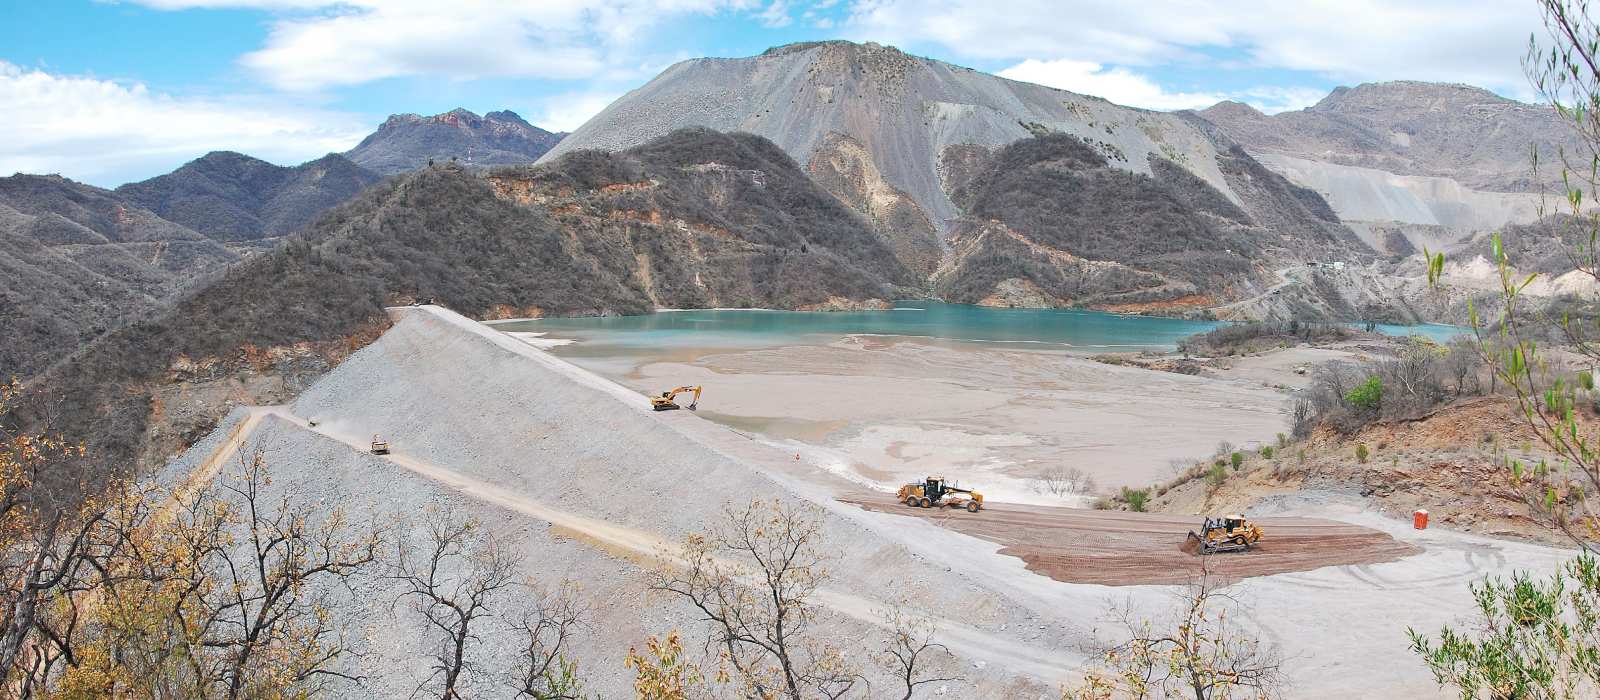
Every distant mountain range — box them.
[27,128,910,468]
[1,108,565,380]
[345,108,565,175]
[0,174,238,378]
[116,151,380,242]
[6,39,1584,474]
[1194,81,1580,255]
[544,41,1377,312]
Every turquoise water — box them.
[494,301,1467,353]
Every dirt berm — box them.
[844,496,1419,585]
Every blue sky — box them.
[0,0,1552,187]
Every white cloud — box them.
[0,61,369,187]
[129,0,765,91]
[529,90,625,132]
[1236,86,1327,114]
[846,0,1546,96]
[999,59,1227,111]
[757,0,793,28]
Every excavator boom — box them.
[650,385,703,411]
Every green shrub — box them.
[1206,464,1228,488]
[1261,446,1275,459]
[1276,432,1288,448]
[1230,452,1245,470]
[1410,553,1600,699]
[1121,487,1150,512]
[1346,376,1383,410]
[1356,444,1370,463]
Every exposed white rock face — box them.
[1259,154,1551,232]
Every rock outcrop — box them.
[347,108,565,175]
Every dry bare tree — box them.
[391,512,520,700]
[1070,561,1283,700]
[1034,466,1097,498]
[53,449,382,699]
[652,499,861,700]
[0,377,129,695]
[206,451,381,698]
[507,580,589,699]
[875,599,961,699]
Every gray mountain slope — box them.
[540,41,1247,264]
[1198,82,1572,193]
[1193,82,1581,253]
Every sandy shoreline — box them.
[543,333,1370,500]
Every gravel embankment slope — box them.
[169,306,1082,695]
[161,305,1582,698]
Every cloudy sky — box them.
[0,0,1553,186]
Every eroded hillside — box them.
[933,133,1370,312]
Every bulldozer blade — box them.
[1180,531,1202,556]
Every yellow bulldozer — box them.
[650,385,702,411]
[1186,515,1262,555]
[897,476,983,513]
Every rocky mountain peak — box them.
[485,109,530,124]
[1311,80,1517,114]
[1198,100,1267,121]
[344,107,565,175]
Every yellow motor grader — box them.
[897,476,983,513]
[1186,515,1263,555]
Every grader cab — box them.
[897,476,983,513]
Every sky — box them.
[0,0,1556,187]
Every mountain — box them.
[116,151,381,242]
[22,128,908,468]
[934,131,1363,312]
[0,174,238,378]
[1194,82,1579,254]
[1199,82,1569,192]
[543,40,1369,311]
[345,108,565,175]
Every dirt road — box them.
[843,494,1420,586]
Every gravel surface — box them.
[843,494,1419,586]
[159,305,1585,698]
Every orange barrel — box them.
[1414,509,1429,530]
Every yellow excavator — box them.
[650,386,702,411]
[1186,515,1263,555]
[897,476,983,513]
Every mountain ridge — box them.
[346,107,566,175]
[116,151,381,242]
